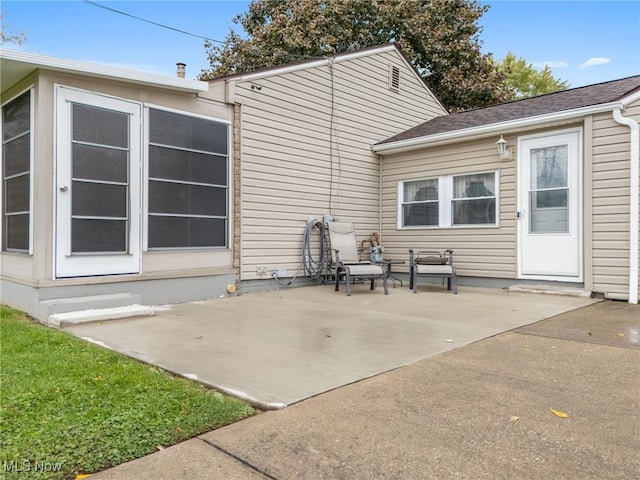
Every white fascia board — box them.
[373,101,626,155]
[1,49,208,93]
[224,45,398,83]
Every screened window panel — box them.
[149,146,227,185]
[403,203,438,226]
[454,173,494,198]
[72,219,127,252]
[3,135,30,177]
[5,175,30,212]
[531,146,568,189]
[72,104,128,148]
[148,216,226,248]
[2,91,30,140]
[72,181,127,218]
[5,214,29,250]
[72,144,128,182]
[149,181,226,217]
[149,109,228,154]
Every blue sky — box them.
[2,0,639,88]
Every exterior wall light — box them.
[496,135,511,160]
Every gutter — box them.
[613,108,639,304]
[373,101,626,155]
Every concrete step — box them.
[49,304,155,328]
[507,284,592,298]
[39,293,143,315]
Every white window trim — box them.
[0,86,35,255]
[398,170,500,229]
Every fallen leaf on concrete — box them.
[156,445,165,451]
[550,408,568,418]
[617,333,625,337]
[510,416,520,422]
[445,339,454,343]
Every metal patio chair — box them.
[327,222,388,296]
[409,249,458,294]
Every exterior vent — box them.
[389,65,400,92]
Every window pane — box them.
[453,198,496,225]
[531,145,568,189]
[454,173,494,198]
[531,189,567,209]
[5,214,29,250]
[404,179,437,202]
[530,191,568,233]
[149,109,227,154]
[72,181,127,218]
[149,181,226,217]
[72,219,126,252]
[403,203,438,226]
[149,146,227,185]
[72,104,128,148]
[2,91,30,140]
[73,143,128,182]
[3,134,30,177]
[5,175,29,212]
[148,216,226,248]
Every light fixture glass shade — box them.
[496,135,507,155]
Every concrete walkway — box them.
[84,292,640,480]
[66,285,596,409]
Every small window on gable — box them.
[389,65,400,92]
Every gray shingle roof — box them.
[377,75,640,145]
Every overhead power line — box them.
[80,0,226,44]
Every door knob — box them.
[59,185,68,192]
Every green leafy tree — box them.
[0,11,26,46]
[200,0,509,111]
[497,52,570,100]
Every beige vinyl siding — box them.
[234,49,447,280]
[591,101,640,299]
[381,137,516,279]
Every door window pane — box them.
[72,143,128,182]
[72,181,127,218]
[72,104,128,148]
[2,91,31,252]
[70,103,129,253]
[531,145,567,189]
[529,145,569,233]
[72,219,127,252]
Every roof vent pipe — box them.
[176,62,186,78]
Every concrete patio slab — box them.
[64,285,597,410]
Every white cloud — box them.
[532,61,569,69]
[580,57,611,68]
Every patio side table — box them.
[381,259,405,288]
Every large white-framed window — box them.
[399,171,498,228]
[1,89,34,254]
[146,107,230,249]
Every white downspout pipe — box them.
[613,108,639,304]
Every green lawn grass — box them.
[0,306,256,480]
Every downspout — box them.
[613,108,639,304]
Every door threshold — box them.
[508,284,592,298]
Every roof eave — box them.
[1,49,209,93]
[373,99,634,155]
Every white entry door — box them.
[517,129,582,280]
[55,87,141,278]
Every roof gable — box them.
[377,75,640,147]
